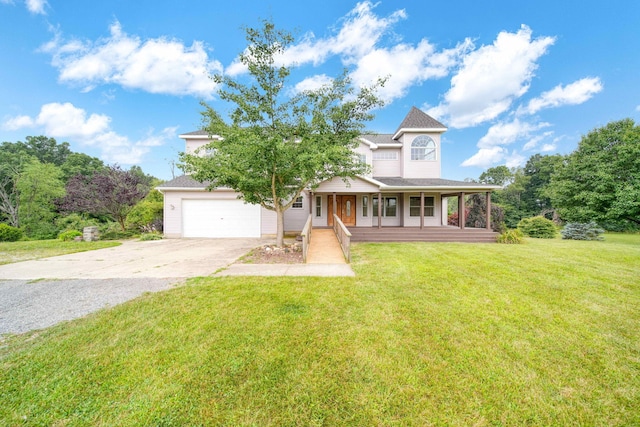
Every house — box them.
[157,107,499,241]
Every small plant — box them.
[561,222,605,240]
[0,223,23,242]
[139,232,163,241]
[517,216,557,239]
[496,228,525,244]
[58,230,83,241]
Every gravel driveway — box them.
[0,278,179,335]
[0,238,260,335]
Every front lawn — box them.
[1,235,639,425]
[0,240,121,265]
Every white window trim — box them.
[292,196,303,209]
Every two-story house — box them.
[157,107,498,241]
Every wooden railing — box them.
[300,214,312,263]
[332,214,352,263]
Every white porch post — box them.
[458,192,466,229]
[377,192,382,229]
[486,192,492,230]
[420,191,424,230]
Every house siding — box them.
[401,193,443,227]
[315,177,380,193]
[371,148,402,177]
[400,133,441,179]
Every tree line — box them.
[0,136,162,240]
[473,118,640,231]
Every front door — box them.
[328,195,356,226]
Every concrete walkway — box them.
[219,229,354,277]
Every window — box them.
[315,196,322,217]
[358,153,367,164]
[292,196,303,209]
[372,151,398,160]
[372,196,397,217]
[362,196,368,217]
[410,196,435,217]
[411,136,436,161]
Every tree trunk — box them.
[276,206,285,247]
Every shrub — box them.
[496,229,525,244]
[561,222,605,240]
[517,216,557,239]
[0,223,23,242]
[139,232,163,241]
[55,213,99,233]
[58,230,83,241]
[99,221,135,240]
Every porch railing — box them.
[300,214,312,263]
[332,214,352,263]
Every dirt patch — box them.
[240,243,303,264]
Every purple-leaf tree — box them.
[59,165,149,231]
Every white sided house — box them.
[157,107,499,242]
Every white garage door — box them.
[182,199,261,238]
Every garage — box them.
[182,199,261,238]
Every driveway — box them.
[0,238,261,280]
[0,238,260,335]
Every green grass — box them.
[1,235,639,425]
[0,240,121,265]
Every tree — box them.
[20,136,72,166]
[58,165,150,231]
[16,159,65,239]
[180,20,384,246]
[479,165,514,186]
[548,119,640,226]
[521,154,564,219]
[61,152,105,181]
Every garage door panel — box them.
[182,199,261,238]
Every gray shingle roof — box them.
[180,130,209,136]
[156,175,209,188]
[360,134,397,145]
[374,177,496,188]
[394,106,447,134]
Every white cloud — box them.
[462,119,551,167]
[226,1,469,103]
[350,38,472,102]
[427,25,555,128]
[541,143,556,152]
[2,102,177,164]
[293,74,334,94]
[25,0,47,14]
[461,147,506,167]
[477,119,550,149]
[522,131,554,151]
[505,152,526,168]
[520,77,603,115]
[636,105,640,112]
[2,114,34,130]
[41,21,222,98]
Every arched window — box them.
[411,135,436,161]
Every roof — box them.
[360,134,397,146]
[374,177,500,191]
[393,106,447,140]
[156,175,209,189]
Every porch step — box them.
[348,227,498,243]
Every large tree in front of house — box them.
[180,20,384,247]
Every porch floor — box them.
[347,226,498,243]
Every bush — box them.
[517,216,557,239]
[496,229,525,244]
[55,213,99,233]
[58,230,83,241]
[0,223,23,242]
[99,221,135,240]
[561,222,605,240]
[139,232,163,241]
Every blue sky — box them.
[1,0,639,181]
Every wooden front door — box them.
[328,195,356,226]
